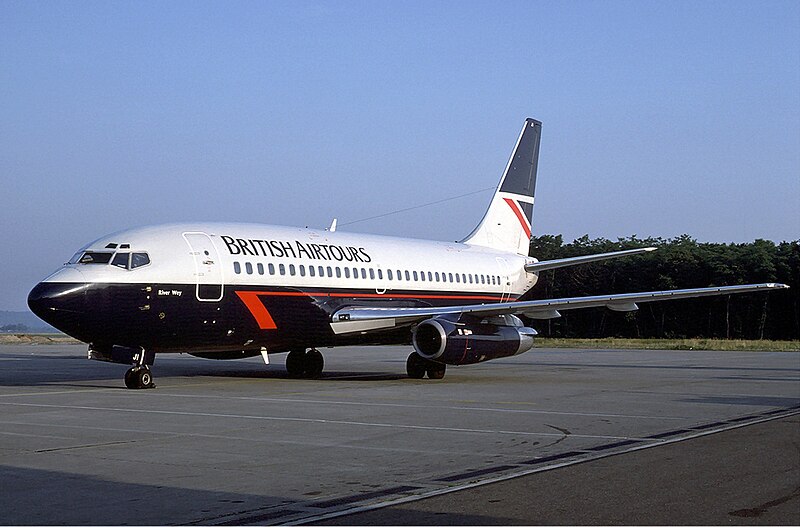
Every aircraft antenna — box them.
[339,186,494,228]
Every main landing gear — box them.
[285,348,325,378]
[406,353,446,380]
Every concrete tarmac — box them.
[0,344,798,525]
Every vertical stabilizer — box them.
[461,118,541,255]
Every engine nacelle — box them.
[412,316,537,366]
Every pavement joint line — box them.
[0,401,641,440]
[0,420,568,459]
[152,393,687,420]
[276,408,800,526]
[0,388,689,421]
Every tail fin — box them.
[461,118,541,255]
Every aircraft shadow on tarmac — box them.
[0,351,408,387]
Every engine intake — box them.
[412,316,536,365]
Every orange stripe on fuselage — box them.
[235,291,278,330]
[234,290,515,330]
[237,290,508,301]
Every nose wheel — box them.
[124,366,155,389]
[123,347,156,389]
[285,349,325,378]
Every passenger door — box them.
[182,232,224,301]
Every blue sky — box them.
[1,0,799,311]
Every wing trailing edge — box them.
[329,283,789,335]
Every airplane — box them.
[28,118,789,389]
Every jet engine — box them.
[412,315,537,366]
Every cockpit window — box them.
[71,250,150,269]
[131,253,150,269]
[111,252,130,269]
[78,252,114,264]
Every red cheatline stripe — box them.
[235,290,519,330]
[235,291,277,330]
[503,197,531,238]
[237,290,509,301]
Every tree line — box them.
[521,235,799,341]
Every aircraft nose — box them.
[28,269,91,338]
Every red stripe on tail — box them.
[503,198,531,238]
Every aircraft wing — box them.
[329,282,789,334]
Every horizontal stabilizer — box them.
[525,247,657,273]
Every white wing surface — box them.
[330,283,789,334]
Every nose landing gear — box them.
[124,348,156,389]
[124,366,155,389]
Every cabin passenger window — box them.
[344,268,351,278]
[397,270,402,280]
[318,266,325,277]
[377,269,383,279]
[420,271,425,282]
[245,262,253,274]
[234,262,241,274]
[388,270,393,280]
[352,267,359,278]
[468,275,473,284]
[405,270,410,281]
[434,272,440,282]
[335,267,341,278]
[327,266,333,277]
[427,272,432,281]
[268,263,275,275]
[300,265,306,277]
[361,268,367,279]
[413,271,418,281]
[455,273,460,283]
[369,269,375,280]
[448,273,454,282]
[279,264,285,275]
[111,252,129,269]
[309,266,315,277]
[257,263,264,275]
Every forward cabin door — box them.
[182,232,224,301]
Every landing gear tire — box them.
[426,362,446,380]
[286,350,306,378]
[305,349,324,378]
[406,353,427,379]
[124,366,155,389]
[124,368,137,389]
[286,349,325,378]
